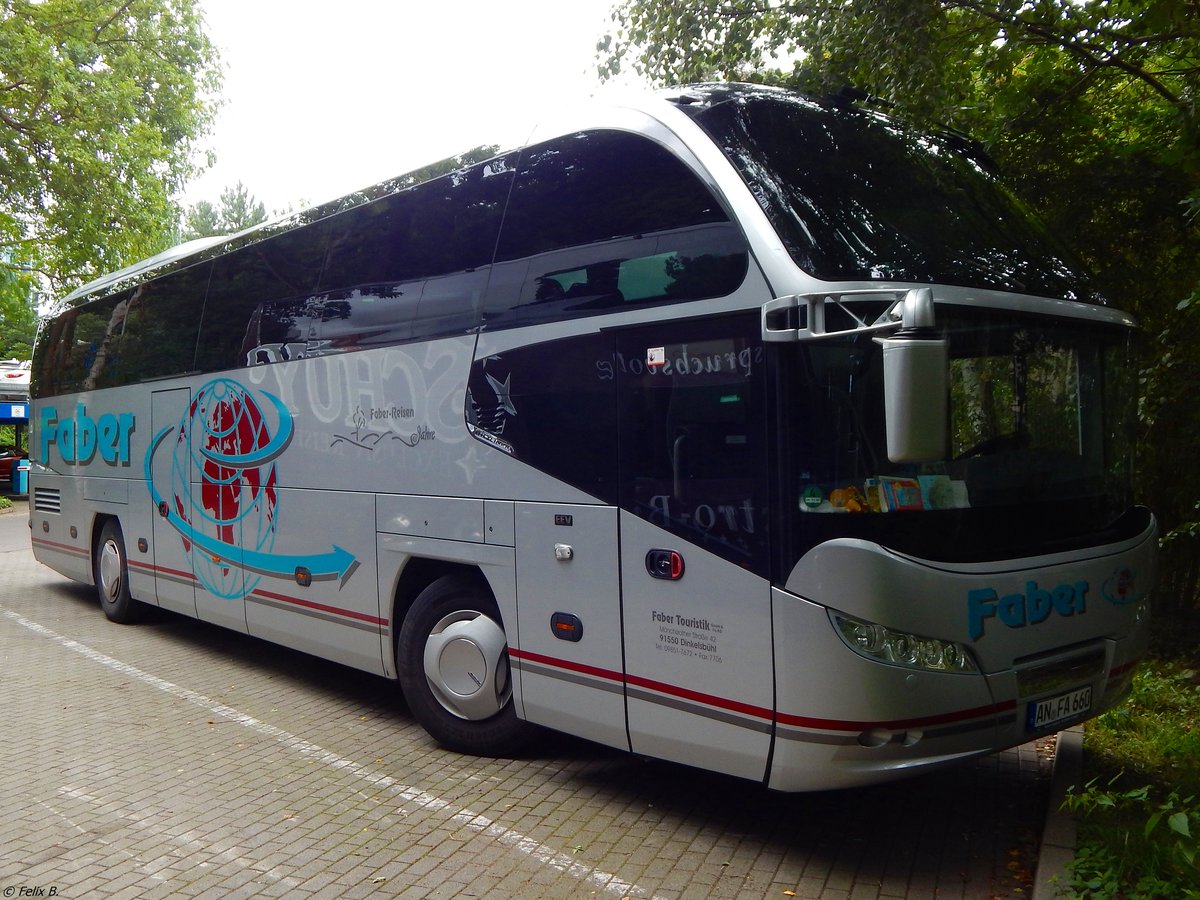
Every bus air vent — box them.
[33,487,62,514]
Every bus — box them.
[29,83,1155,791]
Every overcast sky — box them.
[185,0,645,214]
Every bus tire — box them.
[95,519,143,624]
[397,574,530,756]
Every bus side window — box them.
[467,330,618,502]
[614,314,770,575]
[118,262,211,384]
[309,282,421,356]
[197,220,331,374]
[484,130,749,329]
[41,291,135,394]
[242,295,321,365]
[320,154,516,342]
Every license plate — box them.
[1027,685,1092,731]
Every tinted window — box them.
[313,154,516,345]
[116,262,211,383]
[34,292,133,395]
[308,284,420,356]
[197,221,332,372]
[242,295,323,365]
[485,131,748,329]
[467,331,618,501]
[411,270,490,340]
[615,313,770,575]
[321,155,516,289]
[690,89,1099,301]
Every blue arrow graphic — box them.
[146,421,357,586]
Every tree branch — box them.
[947,0,1187,109]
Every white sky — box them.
[184,0,646,214]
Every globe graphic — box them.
[170,379,279,598]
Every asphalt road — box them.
[0,499,1051,898]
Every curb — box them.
[1033,726,1084,900]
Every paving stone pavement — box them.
[0,500,1054,899]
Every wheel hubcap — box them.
[99,539,123,602]
[423,610,511,720]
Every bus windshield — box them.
[779,307,1140,564]
[687,87,1100,303]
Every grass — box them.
[1062,610,1200,897]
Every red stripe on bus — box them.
[625,671,775,721]
[31,537,88,557]
[92,557,383,627]
[508,648,624,684]
[128,560,195,581]
[775,699,1017,733]
[249,587,387,627]
[510,647,1016,733]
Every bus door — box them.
[513,502,626,750]
[615,315,776,782]
[149,388,199,619]
[469,329,629,751]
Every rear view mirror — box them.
[879,332,948,463]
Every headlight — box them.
[832,612,978,673]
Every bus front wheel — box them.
[397,574,530,756]
[95,519,143,624]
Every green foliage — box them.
[1085,660,1200,791]
[0,0,222,299]
[1068,623,1200,898]
[599,0,1200,610]
[179,182,269,240]
[1063,778,1200,898]
[0,265,36,358]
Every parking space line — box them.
[2,606,659,899]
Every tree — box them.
[0,271,36,359]
[599,0,1200,610]
[0,0,221,305]
[179,182,269,240]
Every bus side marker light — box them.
[137,538,148,553]
[550,612,583,642]
[295,567,312,588]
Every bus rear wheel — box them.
[95,519,143,624]
[397,574,530,756]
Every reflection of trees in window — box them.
[663,250,747,300]
[951,357,1010,455]
[118,263,210,383]
[80,293,133,391]
[197,221,331,373]
[950,331,1082,459]
[312,284,420,354]
[321,153,516,290]
[496,131,729,262]
[486,132,749,328]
